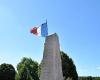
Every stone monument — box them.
[40,33,63,80]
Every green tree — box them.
[15,73,20,80]
[60,51,78,80]
[0,63,16,80]
[87,76,92,80]
[16,57,39,80]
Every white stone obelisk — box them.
[40,33,63,80]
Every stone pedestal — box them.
[40,33,63,80]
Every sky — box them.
[0,0,100,76]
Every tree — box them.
[87,76,92,80]
[16,57,39,80]
[60,51,78,80]
[0,63,16,80]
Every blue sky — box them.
[0,0,100,76]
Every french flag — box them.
[30,22,48,37]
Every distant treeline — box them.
[0,51,99,80]
[79,76,100,80]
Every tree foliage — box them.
[0,63,16,80]
[16,57,39,80]
[60,51,78,80]
[79,76,100,80]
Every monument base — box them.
[40,33,63,80]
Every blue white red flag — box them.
[30,22,48,37]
